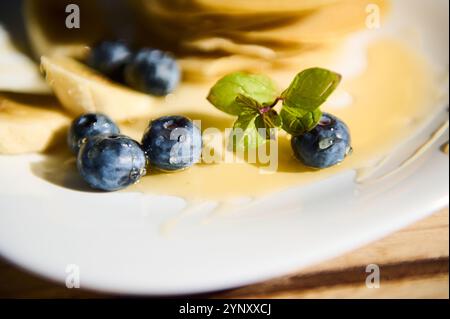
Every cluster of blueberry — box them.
[68,113,350,191]
[69,114,202,191]
[87,41,180,96]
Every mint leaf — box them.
[281,107,322,135]
[282,68,342,111]
[280,68,341,135]
[230,111,266,150]
[235,94,262,111]
[207,72,279,116]
[255,110,282,139]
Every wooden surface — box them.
[0,208,448,299]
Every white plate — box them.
[0,0,449,295]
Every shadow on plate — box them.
[232,132,317,173]
[30,147,101,193]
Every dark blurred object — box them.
[0,0,32,54]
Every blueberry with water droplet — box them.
[68,113,120,154]
[141,116,202,171]
[291,113,351,168]
[77,135,147,191]
[124,49,180,96]
[87,41,133,82]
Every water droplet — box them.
[163,120,174,129]
[319,137,335,150]
[346,146,354,156]
[78,137,88,148]
[130,167,144,180]
[169,156,179,165]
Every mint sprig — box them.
[207,68,341,149]
[229,94,282,150]
[207,72,279,116]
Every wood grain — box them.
[0,208,448,299]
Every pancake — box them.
[164,0,342,15]
[0,93,70,154]
[22,0,390,81]
[24,0,108,58]
[222,0,389,45]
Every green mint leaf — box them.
[231,111,266,150]
[280,107,323,135]
[279,67,341,135]
[207,72,279,116]
[282,68,342,111]
[264,109,283,129]
[255,110,282,139]
[235,94,262,111]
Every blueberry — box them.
[291,113,352,169]
[68,113,120,154]
[87,41,132,82]
[77,135,147,191]
[142,116,202,171]
[124,49,180,96]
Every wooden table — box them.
[0,208,448,299]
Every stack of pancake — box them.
[24,0,388,82]
[0,0,389,155]
[132,0,388,80]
